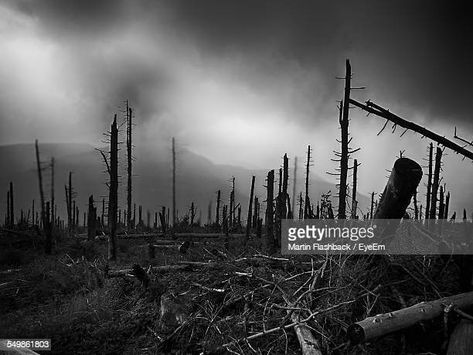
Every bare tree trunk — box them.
[292,156,297,219]
[108,115,118,261]
[338,59,351,220]
[425,143,433,219]
[9,182,13,227]
[87,195,96,241]
[304,145,311,219]
[438,186,445,220]
[126,103,133,232]
[245,176,255,243]
[265,170,274,253]
[351,159,358,219]
[429,147,442,219]
[216,190,221,227]
[50,158,55,226]
[35,140,52,254]
[444,191,450,219]
[172,137,176,228]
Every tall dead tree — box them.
[99,115,119,260]
[438,186,445,220]
[9,182,14,227]
[429,147,442,219]
[172,137,177,228]
[425,143,433,219]
[229,177,235,228]
[108,115,118,260]
[215,190,221,226]
[351,159,359,219]
[304,145,311,219]
[245,176,256,243]
[292,156,297,219]
[126,102,133,232]
[50,157,55,226]
[35,140,52,254]
[338,59,351,219]
[265,170,275,252]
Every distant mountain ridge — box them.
[0,142,368,224]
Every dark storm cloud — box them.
[2,0,473,139]
[163,0,473,126]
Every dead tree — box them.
[413,189,419,220]
[87,195,96,241]
[229,177,235,228]
[444,191,450,220]
[35,140,52,254]
[350,99,473,161]
[245,176,256,243]
[172,137,177,228]
[438,186,445,220]
[215,190,221,226]
[99,115,119,260]
[265,170,275,253]
[374,158,423,219]
[304,145,311,219]
[425,143,433,219]
[338,59,351,219]
[370,192,375,219]
[429,147,442,219]
[292,156,298,219]
[126,102,133,232]
[50,157,55,226]
[8,182,14,227]
[351,159,359,219]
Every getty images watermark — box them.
[281,219,473,255]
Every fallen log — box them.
[107,264,190,277]
[347,290,473,344]
[290,312,323,355]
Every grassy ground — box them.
[0,230,466,354]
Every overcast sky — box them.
[0,0,472,207]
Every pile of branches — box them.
[108,250,462,354]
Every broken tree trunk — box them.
[35,140,52,254]
[172,137,176,227]
[351,159,358,219]
[245,176,255,243]
[374,158,423,219]
[9,182,14,227]
[429,147,442,219]
[87,195,96,241]
[108,115,118,261]
[216,190,221,226]
[338,59,351,219]
[265,170,274,253]
[304,145,311,219]
[349,99,473,161]
[425,143,433,219]
[126,103,133,232]
[347,290,473,344]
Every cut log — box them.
[347,290,473,344]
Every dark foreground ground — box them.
[0,229,467,354]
